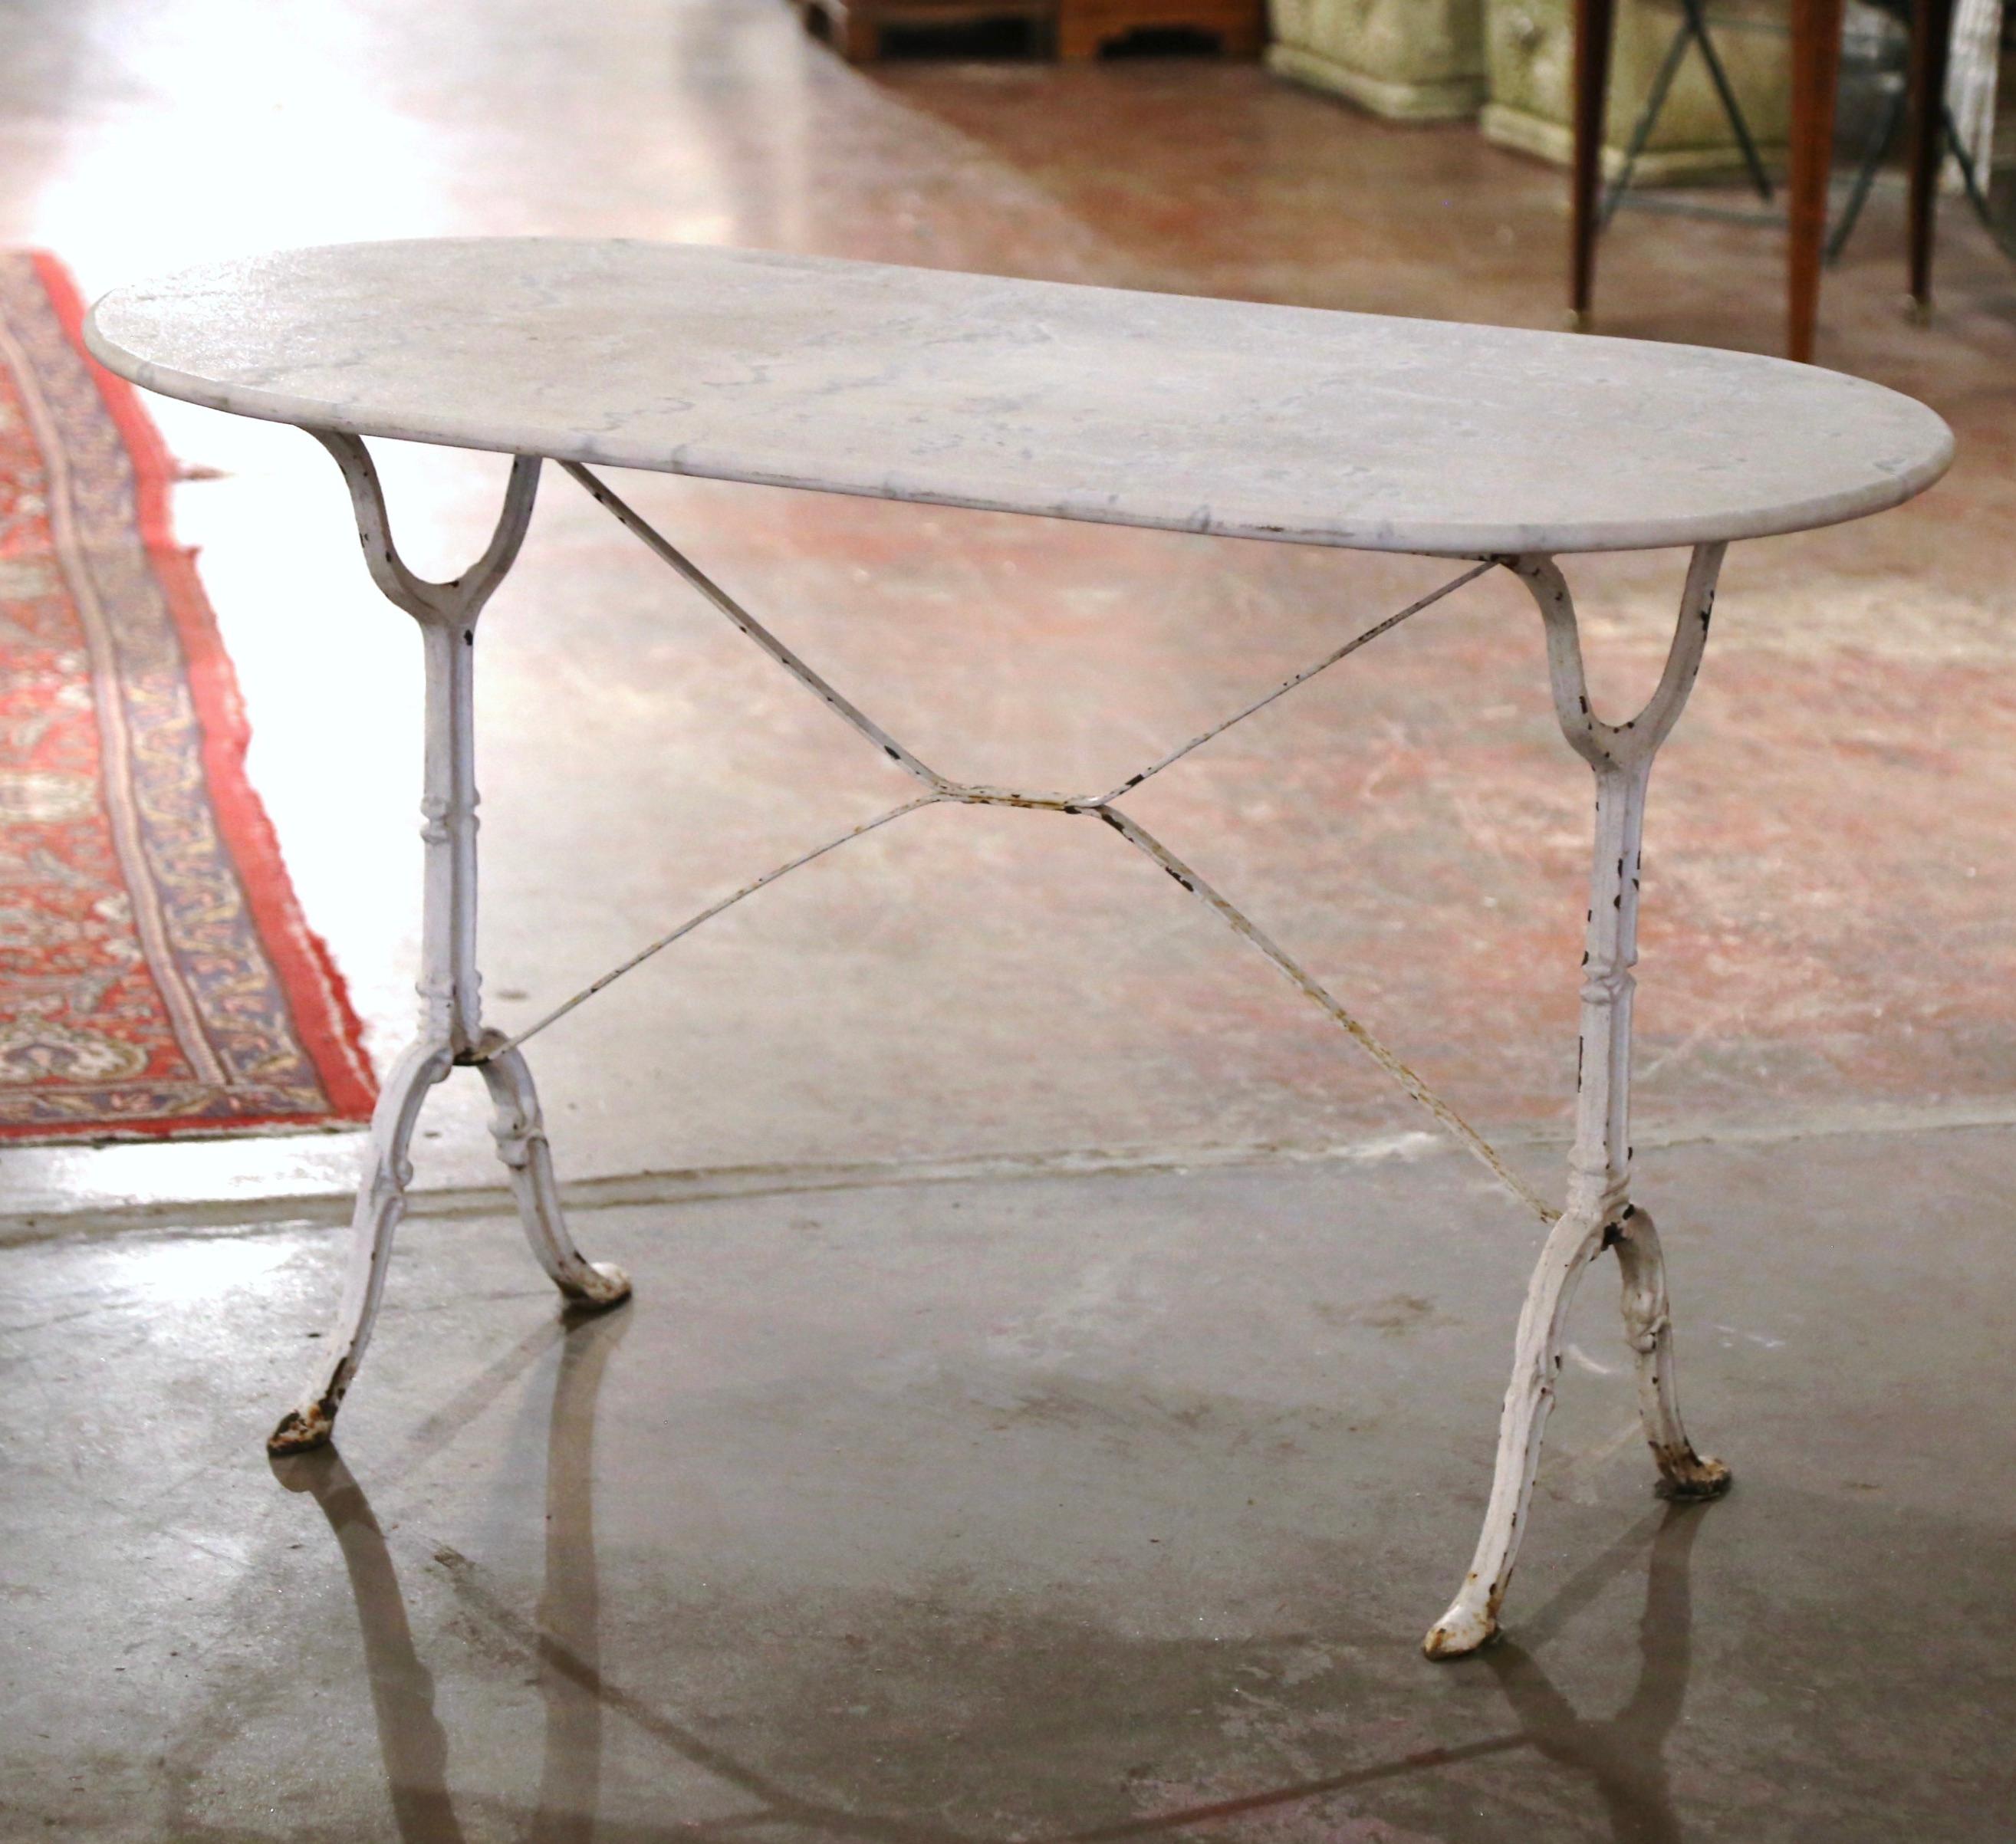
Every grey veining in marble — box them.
[84,238,1954,555]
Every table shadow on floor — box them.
[276,1309,1710,1844]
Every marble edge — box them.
[81,286,1958,559]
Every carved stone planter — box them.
[1265,0,1487,121]
[1482,0,1791,182]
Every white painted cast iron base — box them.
[267,437,629,1455]
[1423,547,1733,1658]
[266,440,1729,1658]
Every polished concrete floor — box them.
[3,0,2016,1836]
[8,1129,2016,1839]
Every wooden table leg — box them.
[1908,0,1957,317]
[1571,0,1618,329]
[1786,0,1847,363]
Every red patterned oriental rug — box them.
[0,252,374,1142]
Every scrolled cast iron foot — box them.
[1613,1201,1730,1502]
[1654,1453,1732,1502]
[268,1400,339,1455]
[1423,1592,1501,1660]
[474,1030,633,1313]
[558,1261,633,1312]
[1423,1201,1610,1659]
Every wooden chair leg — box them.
[1216,9,1265,56]
[1907,0,1957,317]
[837,8,881,60]
[1786,0,1846,363]
[1571,0,1618,330]
[1057,18,1103,58]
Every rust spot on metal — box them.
[268,1399,338,1455]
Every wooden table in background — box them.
[1574,0,1957,361]
[1056,0,1262,58]
[791,0,1261,61]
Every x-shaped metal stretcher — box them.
[270,436,1731,1658]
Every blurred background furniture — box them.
[794,0,1263,56]
[1265,0,1487,118]
[1593,0,1783,208]
[1485,0,1791,179]
[1572,0,1959,360]
[1827,0,2008,264]
[796,0,1057,59]
[1060,0,1265,58]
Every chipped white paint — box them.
[265,435,627,1456]
[1563,1343,1620,1378]
[83,242,1951,1647]
[1423,547,1732,1659]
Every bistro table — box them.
[84,239,1953,1658]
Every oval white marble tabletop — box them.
[84,239,1954,556]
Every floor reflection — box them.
[273,1301,630,1844]
[275,1338,1709,1842]
[1482,1503,1711,1844]
[273,1448,468,1844]
[531,1304,632,1843]
[1058,1503,1709,1844]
